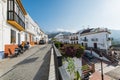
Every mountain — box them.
[47,31,72,38]
[110,30,120,44]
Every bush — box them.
[54,41,63,49]
[81,65,89,71]
[61,44,85,58]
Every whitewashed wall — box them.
[79,32,111,50]
[25,14,36,36]
[20,31,25,43]
[0,0,19,51]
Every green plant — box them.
[81,65,89,71]
[74,71,81,80]
[67,57,82,80]
[54,41,62,48]
[66,57,75,75]
[51,38,56,41]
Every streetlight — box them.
[99,51,104,80]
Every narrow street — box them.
[0,44,52,80]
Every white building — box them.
[44,34,48,43]
[78,28,112,50]
[0,0,27,52]
[0,0,47,58]
[54,33,69,43]
[63,35,70,44]
[54,33,64,43]
[69,33,79,44]
[25,14,38,44]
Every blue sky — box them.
[22,0,120,33]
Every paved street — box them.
[89,57,120,80]
[0,44,52,80]
[106,66,120,80]
[90,57,120,73]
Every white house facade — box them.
[25,14,36,44]
[63,35,70,44]
[0,0,47,58]
[0,0,27,52]
[54,33,64,43]
[79,28,112,50]
[69,33,79,44]
[54,28,112,50]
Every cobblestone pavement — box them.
[105,66,120,80]
[0,44,52,80]
[90,58,120,80]
[90,58,120,74]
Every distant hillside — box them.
[111,30,120,44]
[47,31,71,38]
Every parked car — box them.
[39,40,45,44]
[84,51,94,59]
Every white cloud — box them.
[93,0,120,30]
[56,28,77,33]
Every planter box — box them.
[4,44,18,57]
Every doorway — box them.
[81,43,83,46]
[94,43,97,49]
[85,43,88,48]
[18,33,20,44]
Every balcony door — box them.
[94,43,97,49]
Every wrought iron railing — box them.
[7,11,25,29]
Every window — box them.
[8,0,13,10]
[11,29,16,43]
[25,22,28,29]
[8,11,14,20]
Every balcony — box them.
[91,38,98,41]
[7,0,26,31]
[70,38,74,41]
[75,37,78,40]
[70,37,78,41]
[7,11,25,31]
[82,38,88,42]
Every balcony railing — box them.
[82,38,88,42]
[7,11,25,29]
[91,38,98,41]
[75,38,78,40]
[70,38,78,41]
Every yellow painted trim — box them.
[16,0,27,15]
[7,20,25,31]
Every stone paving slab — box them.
[0,45,40,77]
[105,66,120,80]
[0,44,52,80]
